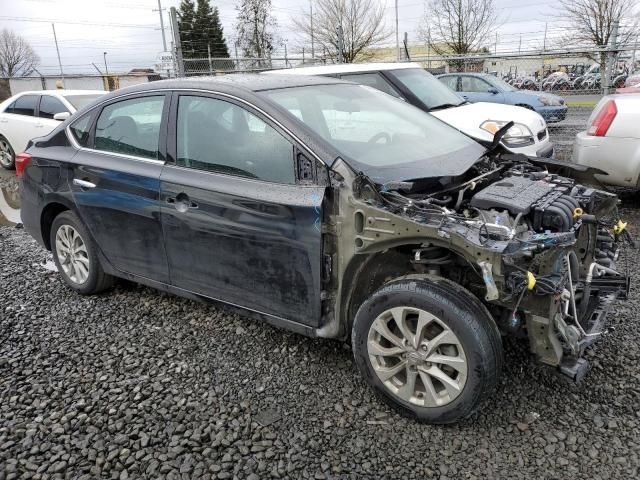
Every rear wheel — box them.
[50,211,114,294]
[0,136,15,170]
[352,278,502,424]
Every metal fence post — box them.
[604,20,619,95]
[169,7,184,77]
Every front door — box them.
[160,93,324,326]
[69,93,170,283]
[459,76,505,104]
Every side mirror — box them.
[488,88,499,94]
[53,112,71,121]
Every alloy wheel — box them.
[0,139,13,168]
[367,306,468,407]
[55,225,90,284]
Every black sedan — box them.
[19,75,627,423]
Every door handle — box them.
[167,193,198,212]
[73,178,96,189]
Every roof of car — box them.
[439,72,489,77]
[12,90,106,96]
[266,62,423,76]
[109,74,345,98]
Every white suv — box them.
[0,90,105,170]
[266,63,553,157]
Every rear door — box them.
[69,93,170,283]
[0,94,42,152]
[160,92,325,326]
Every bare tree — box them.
[0,29,39,77]
[291,0,390,63]
[559,0,638,83]
[236,0,278,68]
[420,0,497,62]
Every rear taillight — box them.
[587,99,617,137]
[15,152,32,177]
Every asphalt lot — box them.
[1,162,640,479]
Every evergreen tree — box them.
[178,0,229,58]
[177,0,197,57]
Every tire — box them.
[0,136,15,170]
[50,210,114,295]
[352,277,502,424]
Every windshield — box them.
[263,84,485,183]
[486,76,517,92]
[63,94,105,110]
[387,68,465,109]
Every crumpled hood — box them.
[431,101,548,142]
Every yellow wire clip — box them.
[526,271,536,290]
[613,220,627,235]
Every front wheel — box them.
[352,278,503,424]
[50,211,114,294]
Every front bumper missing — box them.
[556,271,629,381]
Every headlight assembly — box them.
[480,120,535,147]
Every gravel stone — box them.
[1,171,640,479]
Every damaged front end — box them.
[331,152,632,381]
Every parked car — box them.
[0,90,105,170]
[572,93,640,188]
[267,63,554,158]
[437,72,568,123]
[20,75,629,423]
[625,73,640,88]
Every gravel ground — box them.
[1,172,640,479]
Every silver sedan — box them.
[572,93,640,188]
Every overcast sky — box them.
[1,0,573,75]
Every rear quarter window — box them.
[69,114,93,147]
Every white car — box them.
[266,63,553,157]
[572,93,640,188]
[0,90,105,170]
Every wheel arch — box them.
[339,243,483,336]
[40,200,73,250]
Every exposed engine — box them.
[351,152,632,381]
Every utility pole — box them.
[540,22,548,92]
[310,0,315,60]
[51,23,64,80]
[336,25,344,63]
[103,52,109,75]
[395,0,399,61]
[518,34,522,54]
[169,7,184,76]
[155,0,168,51]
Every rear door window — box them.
[340,73,402,98]
[39,95,69,119]
[8,95,39,116]
[439,76,459,91]
[94,95,165,160]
